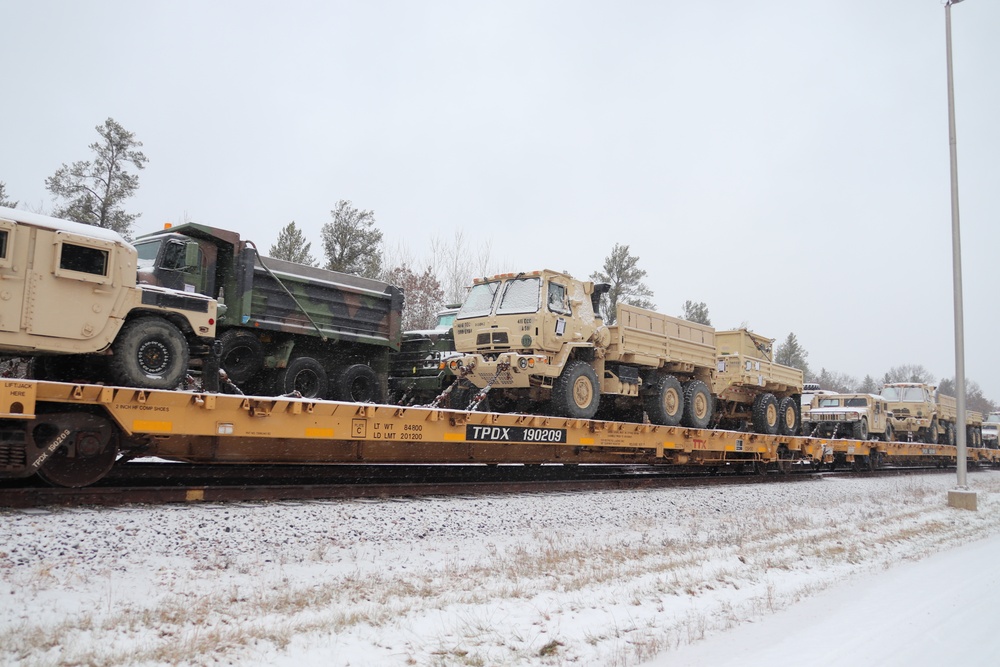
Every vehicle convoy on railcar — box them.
[0,218,996,491]
[446,269,803,435]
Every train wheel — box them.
[551,361,600,419]
[751,393,779,435]
[32,411,119,488]
[776,397,800,436]
[681,380,712,429]
[218,329,264,385]
[274,357,329,399]
[644,374,683,426]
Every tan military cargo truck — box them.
[879,382,983,445]
[802,393,894,441]
[0,207,217,389]
[450,269,803,433]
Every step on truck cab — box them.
[133,223,403,401]
[0,207,217,389]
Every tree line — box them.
[5,119,992,412]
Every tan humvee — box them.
[451,269,803,434]
[802,393,894,441]
[0,207,216,389]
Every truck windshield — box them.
[458,282,500,319]
[987,414,1000,424]
[881,386,925,402]
[135,240,161,269]
[496,277,540,315]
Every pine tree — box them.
[680,300,711,325]
[589,243,654,325]
[45,118,148,240]
[321,200,383,278]
[774,333,811,379]
[0,182,17,208]
[268,221,317,266]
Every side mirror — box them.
[184,242,201,270]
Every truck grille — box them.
[476,332,509,349]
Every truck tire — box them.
[776,396,800,436]
[110,317,189,390]
[924,419,938,444]
[551,360,600,419]
[852,417,869,441]
[945,423,955,446]
[332,363,381,403]
[274,357,328,399]
[644,374,683,426]
[751,393,779,435]
[681,380,712,429]
[218,329,264,386]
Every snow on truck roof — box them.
[0,206,128,245]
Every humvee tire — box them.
[110,317,189,390]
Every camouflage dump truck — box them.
[0,207,217,389]
[982,412,1000,448]
[133,223,403,401]
[879,382,983,446]
[388,305,461,405]
[802,393,894,441]
[450,269,802,433]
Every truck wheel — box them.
[945,423,955,446]
[681,380,712,429]
[110,317,189,390]
[332,364,381,403]
[751,393,779,435]
[776,396,800,436]
[924,419,938,445]
[551,360,600,419]
[274,357,328,399]
[644,374,683,426]
[218,329,264,386]
[852,418,869,441]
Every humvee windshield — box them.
[880,386,927,402]
[987,414,1000,424]
[819,398,841,408]
[844,398,868,408]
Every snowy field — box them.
[2,471,1000,666]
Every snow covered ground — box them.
[2,470,999,666]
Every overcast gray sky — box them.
[2,1,998,400]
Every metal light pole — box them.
[945,0,975,509]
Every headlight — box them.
[518,357,528,369]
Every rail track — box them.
[0,462,959,509]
